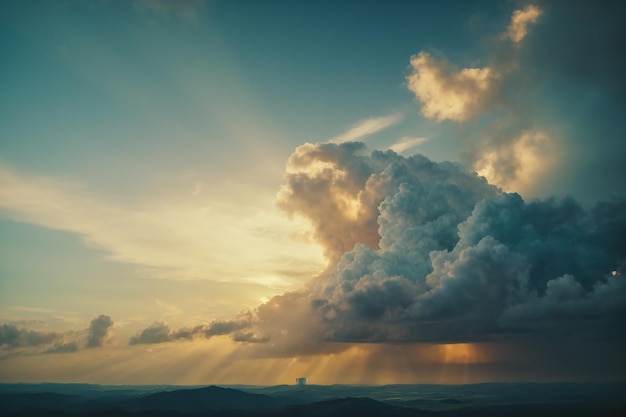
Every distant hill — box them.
[0,392,79,413]
[267,396,429,417]
[1,382,625,417]
[122,385,282,412]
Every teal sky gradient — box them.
[1,0,624,384]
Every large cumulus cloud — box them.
[299,146,626,344]
[131,142,624,358]
[126,3,626,361]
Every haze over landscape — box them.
[1,0,625,396]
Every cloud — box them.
[406,5,543,124]
[129,316,254,345]
[504,4,542,43]
[232,332,270,344]
[406,52,497,122]
[276,142,394,262]
[406,2,623,203]
[45,341,79,354]
[113,3,625,366]
[0,324,63,349]
[204,318,251,337]
[474,130,555,193]
[265,144,625,349]
[129,322,174,345]
[404,5,552,195]
[86,315,114,348]
[388,137,429,154]
[330,113,404,144]
[500,273,626,330]
[519,1,626,201]
[124,140,625,364]
[1,315,115,354]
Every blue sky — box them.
[1,0,625,384]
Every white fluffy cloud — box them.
[330,113,404,144]
[406,52,496,122]
[388,137,429,154]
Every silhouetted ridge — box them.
[269,396,426,417]
[0,392,78,412]
[2,383,625,417]
[125,385,281,411]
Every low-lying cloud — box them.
[0,324,63,349]
[0,315,114,355]
[120,4,626,365]
[129,315,258,345]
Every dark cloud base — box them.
[0,315,113,355]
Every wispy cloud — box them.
[330,113,404,144]
[0,165,324,286]
[504,5,542,43]
[406,4,548,193]
[128,315,255,345]
[388,137,429,154]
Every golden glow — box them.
[407,52,495,122]
[438,343,480,364]
[476,131,555,195]
[0,165,325,288]
[389,137,429,154]
[0,339,498,385]
[335,191,362,220]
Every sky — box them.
[1,0,625,385]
